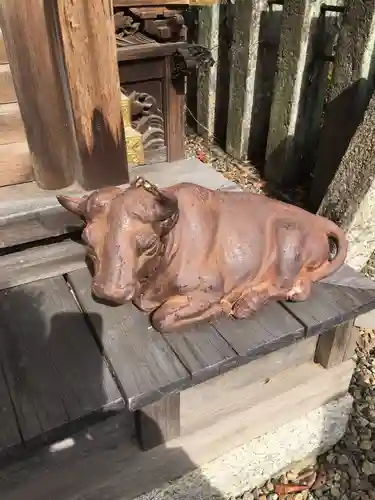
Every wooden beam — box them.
[55,0,128,190]
[135,394,181,451]
[314,320,358,368]
[0,1,79,189]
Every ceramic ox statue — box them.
[57,178,348,333]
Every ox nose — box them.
[91,281,135,304]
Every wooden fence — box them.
[186,0,375,210]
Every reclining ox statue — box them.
[57,178,348,333]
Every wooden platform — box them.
[0,159,374,499]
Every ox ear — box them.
[57,195,88,216]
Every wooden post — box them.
[55,0,128,190]
[264,0,318,185]
[0,0,79,189]
[226,0,264,160]
[196,6,220,141]
[314,320,358,368]
[309,0,375,212]
[165,57,185,162]
[135,394,180,451]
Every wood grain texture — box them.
[164,57,185,162]
[163,325,238,383]
[0,142,33,187]
[67,268,190,411]
[212,301,305,361]
[0,1,79,189]
[0,362,22,454]
[0,30,8,64]
[0,239,86,291]
[0,276,121,441]
[282,265,375,335]
[0,360,354,500]
[117,42,187,63]
[56,0,128,189]
[0,102,26,145]
[135,394,180,450]
[315,319,358,369]
[0,159,234,249]
[180,336,317,433]
[0,65,16,103]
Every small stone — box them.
[360,440,373,451]
[258,496,266,500]
[363,460,375,476]
[266,495,277,500]
[338,454,349,465]
[330,486,341,498]
[294,494,304,500]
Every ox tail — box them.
[309,217,348,282]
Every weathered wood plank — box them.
[0,64,16,103]
[0,277,121,441]
[282,266,375,335]
[0,142,33,187]
[0,102,26,145]
[135,394,180,450]
[67,268,190,411]
[265,0,319,185]
[0,0,79,189]
[0,361,22,454]
[163,325,238,383]
[0,239,86,291]
[226,0,265,159]
[314,319,358,368]
[196,5,219,141]
[212,301,305,359]
[0,30,7,64]
[0,159,234,249]
[55,0,128,189]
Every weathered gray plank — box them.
[67,268,190,411]
[163,325,238,384]
[283,266,375,335]
[0,239,86,291]
[0,361,22,453]
[212,301,305,359]
[0,276,121,441]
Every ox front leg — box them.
[151,293,223,333]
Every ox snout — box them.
[91,280,135,305]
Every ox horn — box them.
[134,177,164,200]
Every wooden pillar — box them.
[309,0,375,212]
[196,5,220,141]
[226,0,264,160]
[135,394,180,451]
[0,0,79,189]
[314,320,358,368]
[264,0,318,185]
[55,0,128,190]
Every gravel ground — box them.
[184,132,375,500]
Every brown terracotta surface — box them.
[57,178,348,332]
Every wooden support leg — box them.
[314,319,358,369]
[165,58,185,162]
[135,394,180,451]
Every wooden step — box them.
[0,30,7,64]
[0,102,26,145]
[0,64,17,103]
[0,141,33,187]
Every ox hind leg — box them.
[275,222,313,302]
